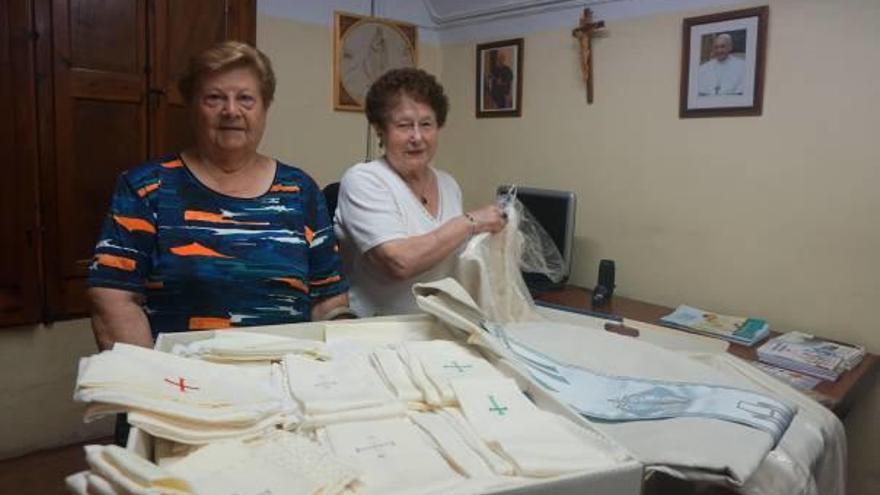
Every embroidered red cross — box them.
[164,377,199,392]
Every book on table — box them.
[660,304,769,346]
[756,331,866,382]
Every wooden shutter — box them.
[0,0,42,326]
[45,0,149,316]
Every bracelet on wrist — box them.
[463,213,477,236]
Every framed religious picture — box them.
[679,6,768,118]
[333,11,418,111]
[476,38,524,118]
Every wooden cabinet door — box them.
[149,0,256,157]
[0,0,42,326]
[47,0,149,316]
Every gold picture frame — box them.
[333,11,418,112]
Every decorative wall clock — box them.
[333,11,418,111]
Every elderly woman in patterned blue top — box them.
[87,41,350,350]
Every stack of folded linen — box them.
[283,353,406,428]
[395,340,508,406]
[171,330,329,362]
[66,444,194,495]
[319,417,475,495]
[370,347,425,404]
[452,377,627,477]
[75,343,283,444]
[66,430,359,495]
[409,408,516,478]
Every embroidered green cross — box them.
[443,360,473,373]
[488,395,508,416]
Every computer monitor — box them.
[497,185,576,291]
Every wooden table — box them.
[534,285,878,417]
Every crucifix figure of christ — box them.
[572,8,606,104]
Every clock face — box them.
[339,20,416,106]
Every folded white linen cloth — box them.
[165,430,359,495]
[76,343,281,427]
[172,330,329,362]
[452,377,622,477]
[86,473,119,495]
[371,348,423,403]
[83,444,194,495]
[152,438,199,469]
[397,340,506,406]
[268,361,303,429]
[64,470,123,495]
[408,410,500,479]
[321,417,467,495]
[65,471,90,495]
[124,409,281,445]
[282,353,406,429]
[432,408,516,476]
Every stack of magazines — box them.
[757,331,866,381]
[660,304,769,346]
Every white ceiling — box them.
[257,0,745,44]
[421,0,592,25]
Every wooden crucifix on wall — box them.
[572,8,606,104]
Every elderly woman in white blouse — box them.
[335,68,506,317]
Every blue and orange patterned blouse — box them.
[88,155,348,335]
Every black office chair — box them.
[322,181,341,220]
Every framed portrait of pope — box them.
[680,7,768,118]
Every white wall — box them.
[439,0,880,355]
[257,15,443,188]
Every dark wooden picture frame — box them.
[476,38,523,118]
[680,6,768,118]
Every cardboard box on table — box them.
[126,314,644,495]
